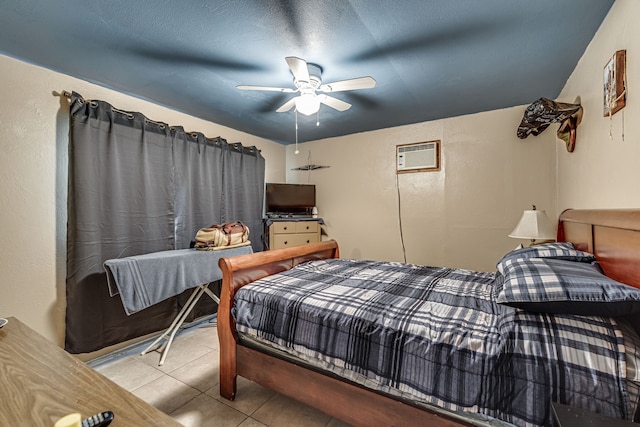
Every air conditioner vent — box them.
[396,140,440,173]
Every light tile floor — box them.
[92,321,351,427]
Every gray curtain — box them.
[66,92,264,353]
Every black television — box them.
[265,183,316,216]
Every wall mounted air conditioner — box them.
[396,140,440,173]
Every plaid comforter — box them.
[232,259,630,426]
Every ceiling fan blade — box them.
[319,76,376,92]
[319,94,351,112]
[285,56,310,83]
[236,85,296,92]
[276,98,297,113]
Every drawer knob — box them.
[284,241,288,245]
[283,226,288,230]
[306,240,310,243]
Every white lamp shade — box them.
[509,209,556,240]
[295,93,320,116]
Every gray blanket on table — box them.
[104,246,252,315]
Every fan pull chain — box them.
[316,110,320,127]
[294,109,300,154]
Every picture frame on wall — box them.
[603,50,626,117]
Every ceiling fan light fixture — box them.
[295,93,320,116]
[238,56,375,115]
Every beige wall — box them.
[3,0,633,349]
[285,0,640,272]
[0,54,285,348]
[557,0,640,209]
[286,106,556,272]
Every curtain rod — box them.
[59,90,261,152]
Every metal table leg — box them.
[140,282,220,366]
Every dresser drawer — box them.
[270,222,297,234]
[295,221,319,233]
[267,220,322,250]
[272,233,319,249]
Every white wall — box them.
[0,54,285,348]
[557,0,640,209]
[286,105,557,272]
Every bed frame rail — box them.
[236,346,468,427]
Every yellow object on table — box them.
[54,413,81,427]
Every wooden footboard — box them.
[217,240,340,400]
[217,240,470,427]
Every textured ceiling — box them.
[0,1,614,144]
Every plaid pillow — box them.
[495,257,640,316]
[497,241,595,274]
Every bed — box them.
[217,209,640,426]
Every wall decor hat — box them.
[516,97,583,152]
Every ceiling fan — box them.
[236,57,376,116]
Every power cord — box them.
[395,173,407,263]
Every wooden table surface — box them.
[0,317,182,426]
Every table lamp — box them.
[509,205,556,245]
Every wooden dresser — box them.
[0,317,181,427]
[267,219,321,250]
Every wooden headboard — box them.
[558,209,640,289]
